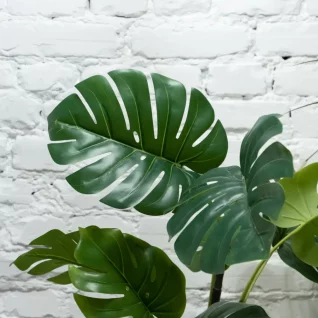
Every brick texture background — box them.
[0,1,318,317]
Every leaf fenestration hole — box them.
[176,87,191,139]
[133,131,140,143]
[177,203,209,237]
[192,121,217,147]
[132,171,165,210]
[140,155,146,161]
[78,291,124,300]
[67,153,112,175]
[105,73,130,130]
[147,74,158,139]
[76,88,97,124]
[96,164,139,201]
[178,185,183,201]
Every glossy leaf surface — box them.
[48,70,227,215]
[13,229,79,285]
[168,115,294,274]
[71,227,186,318]
[271,163,318,266]
[273,228,318,283]
[14,227,186,318]
[196,302,270,318]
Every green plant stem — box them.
[240,224,304,303]
[208,274,224,307]
[282,101,318,117]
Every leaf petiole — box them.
[239,223,305,303]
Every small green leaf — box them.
[196,302,270,318]
[168,115,294,274]
[13,230,78,284]
[271,163,318,266]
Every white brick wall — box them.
[131,25,250,58]
[307,0,318,15]
[90,0,148,17]
[213,0,301,15]
[275,63,318,96]
[256,23,318,56]
[19,62,79,92]
[0,1,318,318]
[0,22,118,57]
[153,0,211,15]
[7,0,87,17]
[207,64,267,96]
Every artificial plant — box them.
[14,70,318,317]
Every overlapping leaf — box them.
[14,227,186,318]
[168,115,294,274]
[196,302,270,318]
[48,70,227,215]
[273,227,318,283]
[271,163,318,266]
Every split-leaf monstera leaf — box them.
[48,70,228,215]
[168,115,294,274]
[196,302,270,318]
[14,229,79,285]
[14,227,186,318]
[271,163,318,266]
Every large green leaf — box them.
[273,228,318,283]
[48,70,227,215]
[196,302,270,318]
[71,227,186,318]
[271,163,318,266]
[167,115,294,274]
[14,227,186,318]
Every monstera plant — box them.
[14,70,318,317]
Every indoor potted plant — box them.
[13,70,318,317]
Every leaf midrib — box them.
[82,230,153,317]
[55,119,189,174]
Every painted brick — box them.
[207,64,267,96]
[307,0,318,16]
[3,291,62,317]
[19,62,79,91]
[153,0,211,15]
[0,135,7,157]
[90,0,147,17]
[0,92,40,130]
[132,25,250,58]
[7,0,87,17]
[213,101,289,129]
[0,22,118,57]
[0,178,33,205]
[0,62,17,88]
[256,23,318,56]
[275,63,318,96]
[213,0,301,15]
[12,136,66,171]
